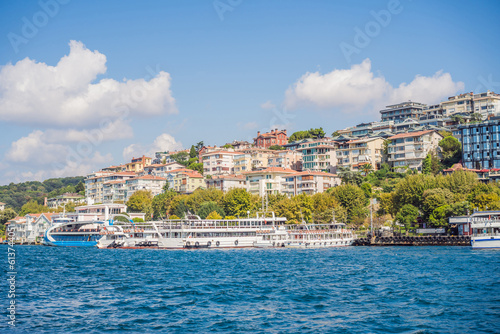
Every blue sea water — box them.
[1,246,499,334]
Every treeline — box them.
[0,176,85,211]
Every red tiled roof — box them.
[289,171,338,177]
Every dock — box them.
[353,235,471,246]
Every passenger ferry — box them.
[449,211,500,249]
[97,213,287,249]
[43,217,113,247]
[284,222,355,248]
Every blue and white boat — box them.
[43,217,107,247]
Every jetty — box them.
[353,235,470,246]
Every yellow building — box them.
[173,170,205,194]
[126,155,152,173]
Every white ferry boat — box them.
[449,211,500,249]
[97,213,287,249]
[284,222,355,248]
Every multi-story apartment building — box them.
[233,148,273,173]
[267,150,302,171]
[205,174,247,192]
[460,119,500,170]
[125,155,152,173]
[380,101,427,123]
[336,137,384,171]
[253,129,288,148]
[282,171,341,196]
[124,175,167,201]
[244,167,295,196]
[142,162,186,177]
[387,130,443,172]
[441,92,475,116]
[47,193,85,209]
[103,180,127,203]
[202,150,240,176]
[473,91,500,118]
[85,171,137,203]
[296,139,337,173]
[338,121,395,138]
[172,170,204,194]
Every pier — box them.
[353,235,471,246]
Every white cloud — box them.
[4,129,114,183]
[0,40,178,127]
[260,101,276,110]
[284,58,464,115]
[122,133,183,161]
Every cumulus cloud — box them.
[123,133,183,161]
[284,58,464,115]
[0,40,178,127]
[260,101,276,110]
[4,129,113,182]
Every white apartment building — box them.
[233,148,273,174]
[142,162,186,177]
[244,167,295,196]
[282,171,341,196]
[202,150,240,176]
[387,130,443,172]
[47,193,85,209]
[336,137,384,171]
[85,171,137,203]
[124,175,167,201]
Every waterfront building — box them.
[47,193,85,209]
[124,175,167,201]
[387,130,443,172]
[460,119,500,170]
[380,101,427,123]
[172,170,205,194]
[205,174,247,192]
[202,150,240,176]
[336,137,384,171]
[6,213,57,244]
[244,167,295,196]
[253,129,288,149]
[282,171,341,196]
[295,139,337,173]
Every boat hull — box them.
[471,236,500,249]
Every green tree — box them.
[126,190,153,218]
[330,184,368,224]
[439,136,462,167]
[19,200,50,216]
[189,145,197,158]
[187,162,203,174]
[222,144,234,149]
[293,193,314,222]
[422,153,432,174]
[395,204,419,234]
[422,188,453,221]
[223,188,251,217]
[269,145,285,150]
[170,152,190,166]
[331,131,340,137]
[152,191,178,219]
[361,163,373,176]
[206,211,223,220]
[75,181,85,194]
[197,201,225,219]
[195,141,204,152]
[0,208,17,225]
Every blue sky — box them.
[0,0,499,184]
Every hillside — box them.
[0,176,85,211]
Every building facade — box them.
[296,139,337,173]
[387,130,443,171]
[336,137,384,171]
[253,129,288,148]
[282,171,341,196]
[244,167,295,196]
[205,174,246,192]
[172,170,205,194]
[460,120,500,170]
[380,101,427,123]
[47,193,85,209]
[202,150,240,176]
